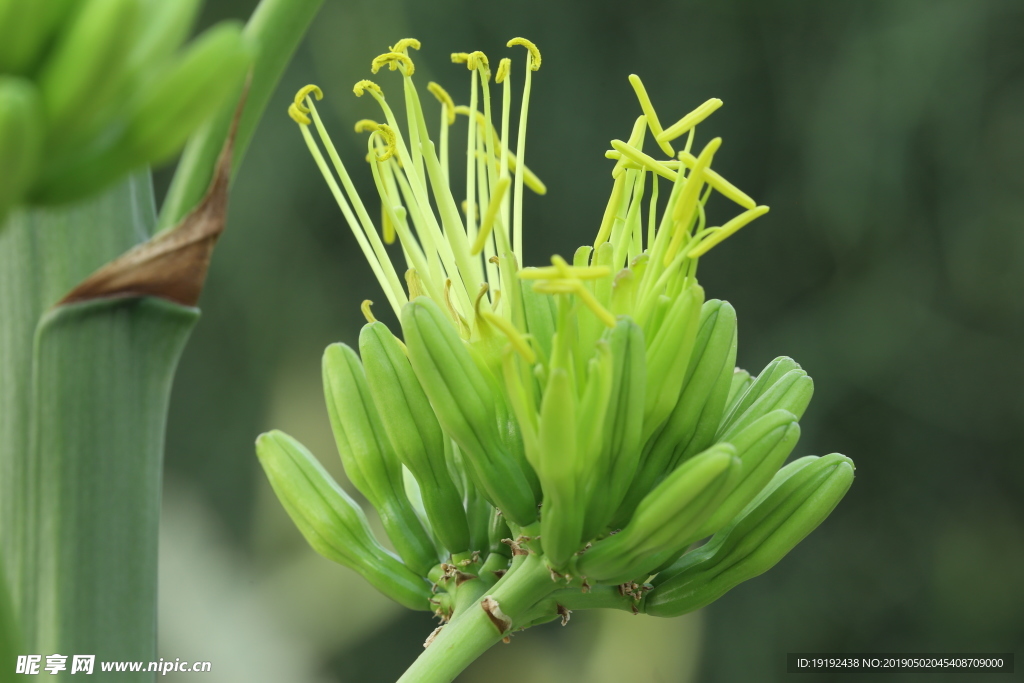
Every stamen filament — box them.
[664,137,721,265]
[507,37,542,266]
[481,310,537,363]
[610,139,677,181]
[677,150,756,210]
[471,177,510,255]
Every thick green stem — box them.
[398,554,558,683]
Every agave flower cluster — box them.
[256,37,854,676]
[0,0,251,222]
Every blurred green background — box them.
[153,0,1024,680]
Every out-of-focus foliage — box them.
[158,0,1024,681]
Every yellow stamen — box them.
[686,206,770,258]
[293,84,323,114]
[471,176,510,255]
[507,37,541,70]
[627,75,674,157]
[658,98,723,143]
[495,58,511,83]
[519,266,611,280]
[371,124,397,161]
[481,311,536,363]
[612,115,648,178]
[381,200,394,244]
[533,279,616,328]
[453,106,546,194]
[288,102,310,125]
[444,279,471,338]
[354,118,380,133]
[361,299,376,323]
[389,38,421,53]
[427,82,456,125]
[371,51,415,75]
[353,80,382,97]
[464,50,491,80]
[610,139,677,181]
[664,137,721,265]
[677,151,756,210]
[593,172,626,248]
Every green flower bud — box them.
[401,297,539,526]
[577,443,741,583]
[127,0,204,73]
[725,367,752,413]
[643,283,705,441]
[718,357,813,440]
[581,318,646,540]
[322,343,439,575]
[0,0,77,75]
[255,430,432,611]
[122,21,251,165]
[695,408,801,539]
[359,321,471,554]
[645,453,855,617]
[37,0,140,148]
[615,300,736,525]
[0,77,42,224]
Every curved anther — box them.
[389,38,421,54]
[467,50,491,80]
[288,102,310,125]
[506,37,541,70]
[370,124,398,162]
[361,300,376,323]
[371,51,415,76]
[353,79,383,97]
[427,82,456,125]
[495,58,511,83]
[293,84,323,114]
[354,118,381,133]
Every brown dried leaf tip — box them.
[423,626,444,648]
[59,82,249,308]
[556,604,571,626]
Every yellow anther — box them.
[288,102,311,125]
[495,58,511,83]
[686,206,770,259]
[532,279,615,328]
[658,98,723,143]
[444,279,471,338]
[664,137,721,265]
[610,139,678,182]
[507,37,541,70]
[427,82,456,125]
[467,50,490,79]
[354,118,380,133]
[370,124,397,162]
[471,177,510,255]
[361,300,376,323]
[353,80,382,97]
[389,38,421,53]
[451,52,471,65]
[551,254,573,277]
[677,151,756,210]
[473,282,490,315]
[481,311,536,363]
[293,84,323,113]
[518,264,611,280]
[371,51,415,75]
[627,75,674,157]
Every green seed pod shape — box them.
[37,0,140,148]
[401,297,539,526]
[616,300,736,526]
[359,321,471,554]
[718,357,812,439]
[724,367,753,415]
[255,430,432,611]
[642,283,705,441]
[0,77,43,222]
[582,317,646,540]
[577,444,740,583]
[645,453,855,617]
[123,21,252,165]
[323,343,439,576]
[695,408,802,539]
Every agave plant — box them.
[257,37,854,682]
